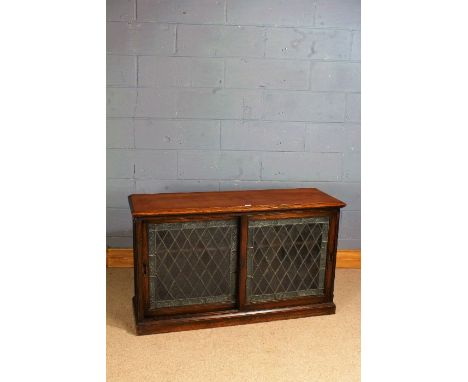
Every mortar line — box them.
[107,116,353,124]
[106,20,359,32]
[135,55,139,87]
[132,113,136,150]
[107,53,360,64]
[108,147,350,154]
[174,24,178,54]
[132,86,139,120]
[167,177,349,183]
[108,145,357,154]
[106,148,347,154]
[106,178,362,186]
[107,176,357,184]
[108,117,350,124]
[109,85,355,93]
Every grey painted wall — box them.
[106,0,361,248]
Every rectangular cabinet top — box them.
[129,188,346,217]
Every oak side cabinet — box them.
[129,188,346,335]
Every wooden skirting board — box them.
[106,248,361,269]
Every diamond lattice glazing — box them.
[247,217,329,303]
[148,220,238,309]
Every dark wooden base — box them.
[133,297,336,335]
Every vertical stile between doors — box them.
[238,215,249,310]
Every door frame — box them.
[138,214,241,318]
[241,209,339,310]
[133,208,340,320]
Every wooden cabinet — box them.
[129,188,345,335]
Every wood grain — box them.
[129,188,346,217]
[335,249,361,268]
[127,188,350,334]
[106,248,133,267]
[134,301,336,335]
[107,248,361,269]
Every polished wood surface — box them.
[129,188,346,217]
[107,248,361,269]
[106,248,133,267]
[336,250,361,268]
[134,298,336,335]
[129,188,347,334]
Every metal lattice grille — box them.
[247,217,329,303]
[148,220,238,309]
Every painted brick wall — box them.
[107,0,361,248]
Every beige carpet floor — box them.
[107,268,360,382]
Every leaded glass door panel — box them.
[147,219,238,313]
[246,216,329,305]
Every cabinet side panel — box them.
[325,209,340,301]
[133,219,146,321]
